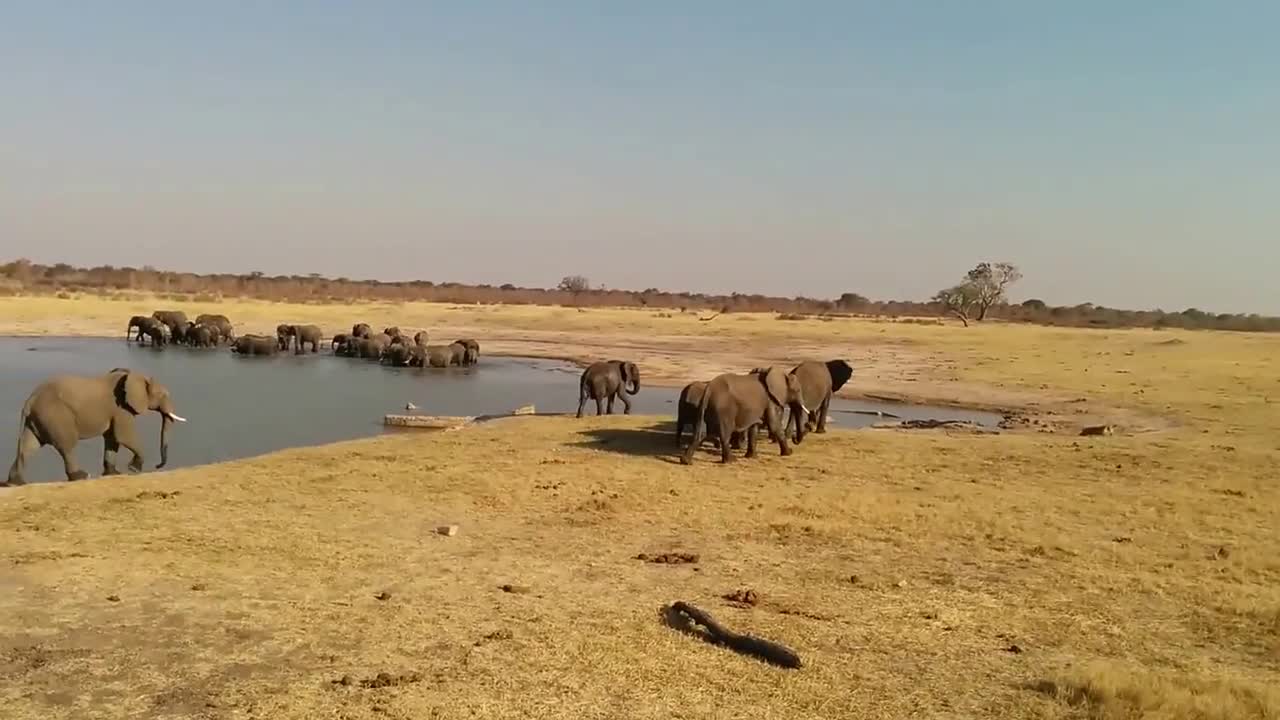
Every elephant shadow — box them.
[570,421,684,463]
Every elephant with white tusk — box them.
[680,367,806,465]
[6,369,186,486]
[784,360,854,444]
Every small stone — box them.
[106,595,120,602]
[848,574,860,585]
[190,583,207,591]
[374,591,392,601]
[1005,644,1023,654]
[896,580,908,588]
[1215,546,1231,560]
[437,525,458,537]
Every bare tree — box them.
[933,283,982,326]
[965,262,1022,320]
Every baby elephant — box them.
[680,367,807,465]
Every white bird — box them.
[405,402,418,412]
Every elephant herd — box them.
[328,324,480,368]
[127,310,234,348]
[575,357,854,465]
[125,311,482,368]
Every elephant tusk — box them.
[165,412,187,423]
[800,404,810,415]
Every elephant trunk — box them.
[624,371,640,396]
[156,400,186,469]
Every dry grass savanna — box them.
[1,293,1279,719]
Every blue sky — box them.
[2,2,1277,313]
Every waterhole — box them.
[2,337,1002,483]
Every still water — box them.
[1,337,1001,483]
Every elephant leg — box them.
[576,384,588,418]
[595,391,605,416]
[717,419,735,463]
[102,429,121,476]
[675,417,685,446]
[113,419,145,472]
[54,442,87,482]
[815,394,832,433]
[6,426,40,486]
[619,391,632,415]
[745,424,759,458]
[606,393,616,415]
[765,408,791,457]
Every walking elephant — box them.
[675,381,749,450]
[6,368,186,486]
[231,334,280,356]
[576,360,640,417]
[784,359,854,444]
[141,322,170,347]
[680,367,807,465]
[126,315,162,343]
[278,324,323,354]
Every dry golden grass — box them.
[2,293,1279,719]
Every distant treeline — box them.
[2,258,1277,333]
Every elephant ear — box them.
[116,371,150,415]
[827,359,854,392]
[616,361,631,385]
[761,367,789,407]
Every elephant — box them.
[352,323,372,339]
[140,322,170,347]
[331,333,350,353]
[278,324,323,354]
[413,330,429,347]
[152,310,189,331]
[383,326,402,341]
[680,367,807,465]
[194,314,234,343]
[352,334,392,359]
[420,344,455,368]
[187,323,216,348]
[675,381,749,450]
[126,315,162,343]
[783,360,854,444]
[576,360,640,417]
[231,334,279,356]
[6,369,186,486]
[381,342,414,366]
[170,320,192,346]
[453,338,480,365]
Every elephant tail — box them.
[681,382,714,464]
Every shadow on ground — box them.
[570,420,688,463]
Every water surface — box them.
[1,337,1001,483]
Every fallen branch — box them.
[663,601,802,669]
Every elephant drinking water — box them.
[6,369,186,485]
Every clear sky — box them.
[3,2,1277,313]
